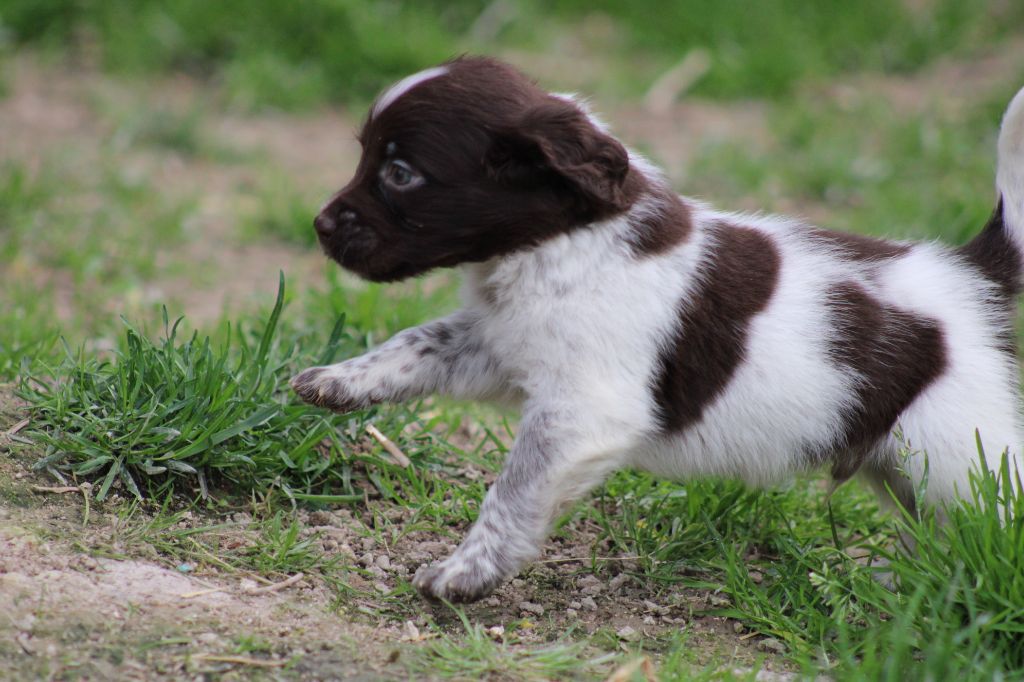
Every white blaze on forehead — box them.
[372,66,449,119]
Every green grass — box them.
[19,276,441,504]
[3,0,1022,108]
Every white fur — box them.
[371,66,449,119]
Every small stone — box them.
[748,569,764,584]
[401,621,420,641]
[359,552,375,568]
[375,555,392,571]
[239,578,260,594]
[373,582,390,594]
[518,601,544,617]
[197,632,221,644]
[484,596,501,607]
[580,597,598,611]
[758,637,787,655]
[733,621,744,634]
[709,594,731,607]
[608,574,630,592]
[643,600,667,615]
[15,613,37,631]
[568,600,582,609]
[308,510,334,526]
[616,625,640,642]
[485,625,505,641]
[565,608,578,618]
[642,615,656,625]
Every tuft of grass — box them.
[21,276,355,501]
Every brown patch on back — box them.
[652,224,780,432]
[824,282,947,480]
[805,228,910,261]
[625,188,692,257]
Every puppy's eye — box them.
[381,159,423,190]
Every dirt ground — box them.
[1,386,780,680]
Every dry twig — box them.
[192,653,286,668]
[243,572,304,594]
[365,424,411,467]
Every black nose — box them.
[314,213,336,237]
[314,209,357,238]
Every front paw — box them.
[412,555,506,603]
[290,366,368,413]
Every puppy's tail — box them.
[996,85,1024,257]
[961,86,1024,295]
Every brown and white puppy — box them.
[293,56,1024,603]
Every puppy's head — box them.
[314,56,641,281]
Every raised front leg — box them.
[291,310,506,412]
[412,407,636,602]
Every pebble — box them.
[307,510,334,526]
[643,600,668,615]
[616,625,641,642]
[518,601,544,617]
[375,555,392,571]
[360,537,376,551]
[709,594,731,607]
[568,600,582,609]
[758,637,787,655]
[608,574,630,592]
[580,597,598,611]
[565,608,578,618]
[401,621,420,641]
[358,552,375,568]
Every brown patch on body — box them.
[824,282,947,480]
[804,227,910,261]
[958,199,1023,301]
[652,224,780,432]
[625,188,693,257]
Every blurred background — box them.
[3,0,1024,347]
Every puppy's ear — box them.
[486,97,632,214]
